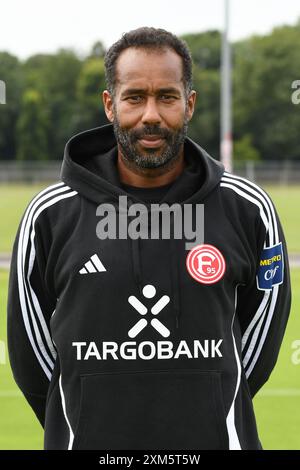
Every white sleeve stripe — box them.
[59,374,74,450]
[27,265,57,360]
[17,184,66,380]
[17,183,78,380]
[241,290,270,350]
[25,189,79,366]
[20,185,71,368]
[245,286,279,378]
[220,176,281,379]
[242,294,271,369]
[26,190,76,362]
[226,284,242,449]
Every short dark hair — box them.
[104,26,193,97]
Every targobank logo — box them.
[72,284,223,361]
[128,284,170,338]
[256,242,284,290]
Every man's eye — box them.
[127,96,143,102]
[160,95,176,101]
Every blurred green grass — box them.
[253,267,300,449]
[265,186,300,254]
[0,269,43,449]
[0,184,46,253]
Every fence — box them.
[233,161,300,185]
[0,160,300,185]
[0,161,61,183]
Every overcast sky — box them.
[1,0,300,60]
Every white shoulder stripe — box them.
[17,183,78,380]
[222,172,278,244]
[221,176,275,245]
[220,182,270,235]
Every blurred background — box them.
[0,0,299,450]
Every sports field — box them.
[0,183,299,449]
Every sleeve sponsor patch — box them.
[256,242,284,291]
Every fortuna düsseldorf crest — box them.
[186,244,226,284]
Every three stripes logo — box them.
[79,254,106,274]
[128,284,170,338]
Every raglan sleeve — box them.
[236,196,292,398]
[7,203,57,428]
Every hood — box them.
[60,123,225,329]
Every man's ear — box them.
[186,90,196,121]
[102,90,114,122]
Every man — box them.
[7,27,291,450]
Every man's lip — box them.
[138,135,164,141]
[138,136,165,148]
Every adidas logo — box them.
[79,254,106,274]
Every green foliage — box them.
[234,134,261,161]
[16,89,48,161]
[188,66,220,158]
[88,41,106,59]
[0,52,23,160]
[183,32,221,157]
[75,58,107,130]
[22,50,83,160]
[1,23,300,162]
[182,30,221,70]
[233,24,300,160]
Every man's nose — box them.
[141,97,162,125]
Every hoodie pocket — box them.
[72,369,229,450]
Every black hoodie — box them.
[7,124,291,450]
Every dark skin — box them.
[103,47,196,188]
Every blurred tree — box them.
[233,24,300,160]
[233,134,260,161]
[22,49,82,159]
[181,31,221,69]
[1,23,300,162]
[181,31,221,158]
[0,52,23,160]
[16,89,48,161]
[88,41,106,59]
[74,57,108,131]
[188,65,220,158]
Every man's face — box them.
[103,47,196,170]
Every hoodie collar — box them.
[60,123,224,205]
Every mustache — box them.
[128,126,172,141]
